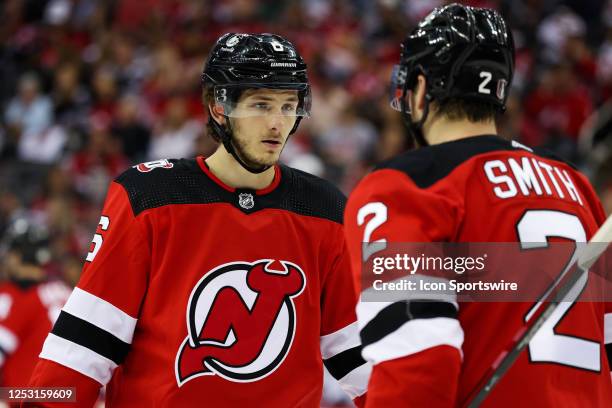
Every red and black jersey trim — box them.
[115,158,346,224]
[51,311,130,365]
[323,345,366,380]
[359,300,457,347]
[375,135,575,189]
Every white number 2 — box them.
[518,210,600,372]
[86,216,110,262]
[478,71,492,94]
[357,203,388,262]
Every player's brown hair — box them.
[434,97,498,123]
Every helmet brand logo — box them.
[271,62,296,67]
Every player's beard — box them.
[230,122,286,169]
[232,137,276,169]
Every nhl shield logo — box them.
[238,193,254,210]
[175,260,306,385]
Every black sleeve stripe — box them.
[0,345,7,358]
[52,311,130,365]
[360,301,457,347]
[606,343,612,369]
[323,345,366,380]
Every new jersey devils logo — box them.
[175,260,306,386]
[134,159,174,173]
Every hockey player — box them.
[343,4,612,407]
[26,33,369,407]
[0,219,70,390]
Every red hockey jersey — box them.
[344,135,612,407]
[0,280,70,388]
[28,157,370,407]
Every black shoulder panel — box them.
[274,166,346,224]
[114,159,346,223]
[531,147,578,170]
[115,159,224,216]
[376,135,516,188]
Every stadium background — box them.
[0,0,611,406]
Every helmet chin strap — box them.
[209,117,271,174]
[400,83,431,148]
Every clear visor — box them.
[389,65,410,113]
[213,84,312,118]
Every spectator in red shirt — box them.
[523,63,593,144]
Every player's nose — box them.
[265,113,284,132]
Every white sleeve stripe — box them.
[0,325,18,353]
[355,300,394,331]
[320,321,361,360]
[361,274,458,304]
[39,333,116,385]
[63,287,137,344]
[361,317,464,365]
[337,361,372,399]
[605,313,612,344]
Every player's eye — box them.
[251,103,271,111]
[281,104,298,115]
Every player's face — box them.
[229,89,299,168]
[5,250,45,280]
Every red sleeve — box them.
[28,181,150,405]
[320,226,360,337]
[344,169,464,407]
[0,289,24,369]
[344,169,462,292]
[364,345,461,407]
[23,360,100,408]
[320,224,371,401]
[77,182,150,314]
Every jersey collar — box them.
[196,156,282,195]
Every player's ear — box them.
[208,103,226,126]
[415,75,427,111]
[409,75,428,121]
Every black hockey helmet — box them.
[202,33,311,173]
[2,217,51,266]
[390,3,514,145]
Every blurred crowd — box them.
[0,0,612,405]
